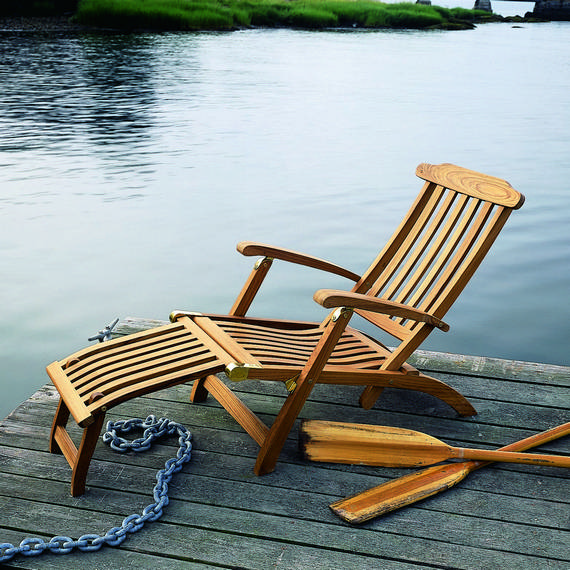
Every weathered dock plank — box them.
[0,316,568,569]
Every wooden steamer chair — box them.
[46,163,524,495]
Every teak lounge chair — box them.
[47,163,524,495]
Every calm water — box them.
[1,22,569,419]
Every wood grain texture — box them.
[45,163,525,502]
[237,241,361,281]
[300,420,570,468]
[415,163,525,209]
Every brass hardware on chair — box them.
[254,256,273,270]
[225,362,262,382]
[331,307,352,322]
[285,376,299,392]
[169,310,203,322]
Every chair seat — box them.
[204,315,419,375]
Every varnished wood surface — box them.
[415,163,525,209]
[0,317,567,569]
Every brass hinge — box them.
[284,375,299,393]
[331,307,353,322]
[169,310,203,322]
[254,256,273,270]
[225,362,262,382]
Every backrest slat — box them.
[356,164,523,347]
[366,183,447,298]
[381,189,460,303]
[423,205,512,319]
[393,193,471,308]
[401,197,487,322]
[416,201,495,318]
[355,181,438,295]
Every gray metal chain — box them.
[0,415,192,562]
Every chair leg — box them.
[50,397,107,496]
[254,309,353,475]
[254,373,316,475]
[190,377,209,403]
[50,397,71,455]
[359,386,385,410]
[70,412,106,497]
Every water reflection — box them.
[78,35,156,146]
[0,34,158,191]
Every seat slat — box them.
[47,362,94,426]
[193,316,262,366]
[85,358,226,414]
[216,319,392,371]
[68,335,204,386]
[60,322,189,369]
[216,319,323,336]
[76,345,214,398]
[221,332,322,350]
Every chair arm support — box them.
[237,241,360,282]
[313,289,450,332]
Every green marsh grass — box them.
[76,0,498,31]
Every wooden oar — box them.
[300,420,570,468]
[326,421,570,524]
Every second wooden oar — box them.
[299,420,570,468]
[329,421,570,524]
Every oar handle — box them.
[454,447,570,467]
[468,421,570,471]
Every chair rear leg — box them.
[190,377,209,403]
[359,386,385,410]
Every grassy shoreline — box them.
[73,0,506,31]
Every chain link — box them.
[0,415,192,563]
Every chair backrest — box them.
[352,163,524,368]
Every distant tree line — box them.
[1,0,78,15]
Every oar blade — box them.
[300,419,450,467]
[330,462,473,524]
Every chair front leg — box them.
[49,397,71,455]
[254,308,354,475]
[70,411,106,497]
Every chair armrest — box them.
[237,241,360,282]
[313,289,450,332]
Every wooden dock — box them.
[1,316,568,569]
